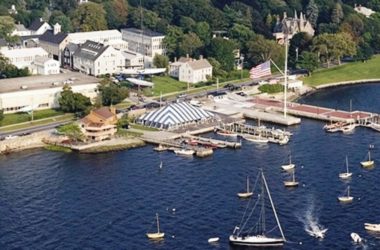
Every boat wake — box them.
[298,199,328,239]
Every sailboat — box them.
[230,170,286,247]
[281,154,295,171]
[338,186,353,203]
[339,156,352,179]
[360,150,374,167]
[146,213,165,239]
[243,134,269,143]
[284,170,299,187]
[237,176,253,198]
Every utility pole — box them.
[283,23,289,118]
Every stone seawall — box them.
[0,131,51,154]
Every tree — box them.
[58,85,92,113]
[306,0,319,27]
[0,16,18,43]
[52,0,78,14]
[163,25,183,59]
[297,51,319,75]
[229,24,255,47]
[207,37,236,72]
[117,114,129,129]
[0,109,4,122]
[246,34,283,67]
[179,16,196,33]
[49,11,73,32]
[0,54,29,78]
[207,57,227,78]
[103,0,128,29]
[70,2,107,31]
[129,6,160,31]
[288,32,313,68]
[178,32,203,57]
[331,2,344,25]
[98,79,129,106]
[57,123,84,142]
[194,22,211,46]
[354,41,374,62]
[153,54,169,69]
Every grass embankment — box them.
[44,145,72,153]
[151,76,187,96]
[303,55,380,86]
[117,128,143,137]
[81,141,145,153]
[0,109,65,127]
[258,84,284,93]
[130,123,159,131]
[0,114,75,133]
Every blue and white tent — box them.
[138,102,214,129]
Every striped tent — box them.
[138,102,214,129]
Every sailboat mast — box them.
[261,171,286,241]
[156,213,160,233]
[284,30,288,118]
[346,156,349,173]
[292,171,295,182]
[369,151,371,161]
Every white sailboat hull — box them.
[281,164,295,171]
[237,192,253,198]
[174,149,195,156]
[243,135,269,143]
[217,131,238,137]
[339,172,352,179]
[229,235,285,246]
[338,196,353,203]
[365,223,380,232]
[284,181,299,187]
[146,232,165,239]
[351,232,362,243]
[361,160,374,167]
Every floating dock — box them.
[243,109,301,126]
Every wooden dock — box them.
[250,97,380,132]
[215,122,291,145]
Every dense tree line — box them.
[1,0,380,76]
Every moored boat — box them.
[338,186,353,203]
[339,156,353,179]
[364,223,380,232]
[174,148,195,156]
[350,232,362,243]
[243,134,269,143]
[340,123,356,134]
[146,213,165,240]
[154,144,167,152]
[237,176,253,198]
[284,170,299,187]
[216,129,238,137]
[230,170,286,247]
[361,150,374,168]
[281,154,295,171]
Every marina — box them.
[1,84,380,249]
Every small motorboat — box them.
[216,129,238,137]
[364,223,380,232]
[208,237,219,243]
[174,148,195,156]
[350,232,362,243]
[340,123,356,134]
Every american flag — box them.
[249,61,271,79]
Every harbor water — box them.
[1,83,380,249]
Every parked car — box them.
[177,93,187,98]
[144,102,160,109]
[225,83,241,91]
[236,91,247,97]
[5,135,19,140]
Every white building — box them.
[34,56,60,75]
[11,24,31,37]
[121,28,165,66]
[0,72,99,113]
[121,50,144,69]
[73,40,124,76]
[0,47,49,71]
[39,23,69,63]
[28,18,52,36]
[354,4,375,18]
[169,56,212,84]
[67,30,128,50]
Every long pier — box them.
[251,97,377,123]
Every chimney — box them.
[174,57,177,62]
[186,54,189,58]
[199,55,203,60]
[53,23,61,35]
[40,17,43,22]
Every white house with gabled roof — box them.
[73,40,124,76]
[169,56,213,84]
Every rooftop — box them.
[0,72,99,93]
[73,40,109,61]
[122,28,164,38]
[0,47,48,58]
[39,30,68,44]
[28,18,46,31]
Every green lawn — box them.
[0,109,65,127]
[151,76,188,96]
[303,55,380,86]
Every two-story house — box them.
[79,107,118,142]
[169,56,212,84]
[73,40,124,76]
[28,18,52,36]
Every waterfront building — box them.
[0,72,99,113]
[273,11,315,44]
[169,55,212,84]
[39,23,69,63]
[72,40,124,76]
[121,28,165,67]
[138,102,213,130]
[67,30,128,50]
[79,107,118,142]
[121,50,144,69]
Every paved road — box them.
[0,120,71,138]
